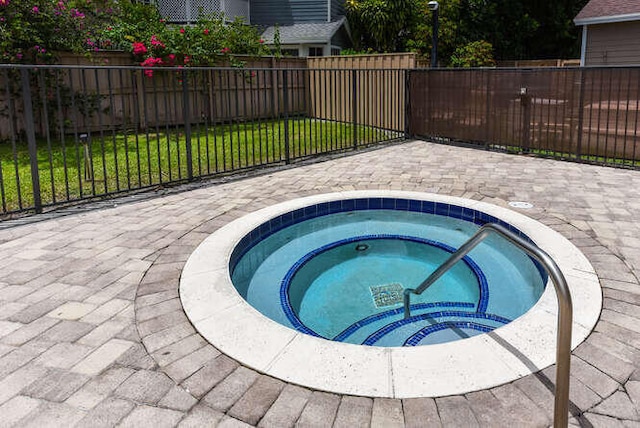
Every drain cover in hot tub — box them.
[370,283,404,307]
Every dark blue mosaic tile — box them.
[449,205,463,220]
[292,208,305,221]
[421,201,435,214]
[369,198,383,209]
[355,198,369,210]
[342,199,355,211]
[435,202,449,216]
[304,205,316,217]
[317,202,330,215]
[328,200,341,213]
[395,199,409,210]
[382,198,395,209]
[408,200,421,212]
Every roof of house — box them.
[574,0,640,25]
[260,18,348,45]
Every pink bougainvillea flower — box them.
[150,35,165,48]
[0,0,10,7]
[183,55,190,64]
[179,28,185,34]
[259,39,264,44]
[203,29,210,35]
[16,53,23,60]
[221,47,230,54]
[132,42,148,56]
[32,6,39,13]
[70,8,85,18]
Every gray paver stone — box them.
[158,385,198,411]
[74,397,136,428]
[18,401,87,428]
[117,404,184,428]
[370,398,404,428]
[22,367,90,402]
[163,345,221,383]
[333,396,373,428]
[258,384,313,428]
[228,375,285,425]
[114,369,174,405]
[37,320,94,343]
[583,412,627,427]
[436,396,480,428]
[1,317,59,346]
[575,342,636,384]
[203,366,259,413]
[0,395,43,428]
[178,404,225,428]
[180,354,239,399]
[295,391,340,428]
[402,397,441,428]
[593,391,640,421]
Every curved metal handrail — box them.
[403,223,572,428]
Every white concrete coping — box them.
[180,191,602,398]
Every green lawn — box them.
[0,118,396,213]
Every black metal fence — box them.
[3,64,640,217]
[408,67,640,166]
[0,65,405,216]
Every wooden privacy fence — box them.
[307,53,413,133]
[408,67,640,162]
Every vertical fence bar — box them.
[352,69,358,150]
[20,69,43,214]
[283,70,291,164]
[182,70,194,181]
[576,68,586,160]
[405,70,411,138]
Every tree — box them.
[344,0,589,62]
[346,0,420,52]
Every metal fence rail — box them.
[0,65,405,216]
[408,66,640,167]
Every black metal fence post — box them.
[404,69,411,139]
[576,68,586,160]
[352,69,358,149]
[282,70,291,164]
[20,69,43,214]
[182,70,194,181]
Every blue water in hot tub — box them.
[231,208,546,347]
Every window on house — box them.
[281,49,300,57]
[308,47,324,57]
[331,48,341,56]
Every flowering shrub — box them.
[0,0,117,63]
[110,13,270,75]
[1,1,269,68]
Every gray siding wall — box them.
[250,0,328,25]
[331,0,344,20]
[585,21,640,65]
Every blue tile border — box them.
[403,321,496,346]
[333,301,475,342]
[362,311,512,346]
[229,197,545,279]
[278,234,489,339]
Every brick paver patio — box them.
[1,140,640,427]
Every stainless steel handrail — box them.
[403,223,572,428]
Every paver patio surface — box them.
[1,139,640,427]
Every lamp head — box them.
[427,1,439,11]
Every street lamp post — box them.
[427,1,439,68]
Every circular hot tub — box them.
[180,191,601,398]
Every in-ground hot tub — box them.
[180,191,601,398]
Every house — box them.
[574,0,640,66]
[154,0,352,56]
